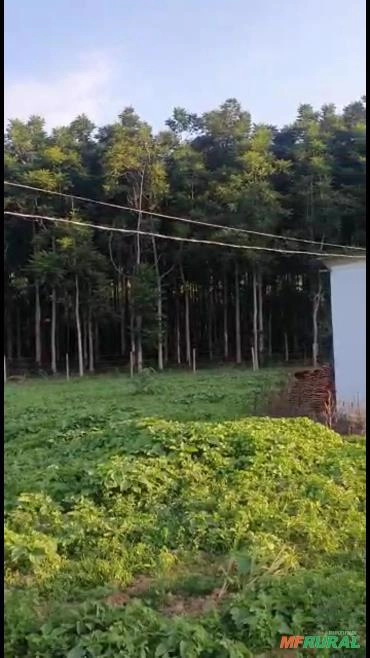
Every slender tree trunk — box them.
[284,331,289,362]
[208,275,214,361]
[130,314,135,364]
[83,317,88,367]
[56,319,60,364]
[33,222,42,368]
[164,323,169,366]
[152,235,164,371]
[51,286,57,374]
[50,235,57,374]
[134,169,145,372]
[88,308,94,373]
[66,307,70,360]
[120,275,126,356]
[268,312,272,358]
[26,317,31,356]
[223,271,229,361]
[312,276,322,367]
[7,308,13,360]
[180,265,191,366]
[136,169,145,266]
[176,295,181,365]
[136,315,143,372]
[95,322,100,363]
[252,269,259,370]
[75,274,84,377]
[157,289,164,371]
[258,270,264,362]
[16,307,22,360]
[184,287,191,367]
[235,262,242,364]
[129,281,136,368]
[35,281,42,367]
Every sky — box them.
[4,0,366,132]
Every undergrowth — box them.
[4,371,365,657]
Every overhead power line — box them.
[4,180,366,252]
[4,210,364,259]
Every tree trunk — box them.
[88,308,94,373]
[208,275,214,361]
[66,308,70,358]
[134,280,143,372]
[252,269,259,370]
[16,307,22,360]
[268,312,272,358]
[130,311,136,368]
[128,278,136,367]
[75,274,84,377]
[130,313,135,366]
[164,323,169,366]
[223,271,229,361]
[157,286,164,371]
[120,275,126,356]
[258,271,264,362]
[95,322,100,363]
[51,286,57,374]
[136,169,145,266]
[83,317,88,367]
[312,276,322,367]
[134,169,145,373]
[6,308,13,360]
[136,315,143,372]
[235,262,242,364]
[176,295,181,365]
[152,235,164,371]
[35,281,42,367]
[184,287,191,367]
[284,332,289,362]
[180,265,191,367]
[56,319,60,364]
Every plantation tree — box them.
[104,108,169,371]
[213,124,288,366]
[3,96,365,373]
[28,241,64,374]
[54,215,108,376]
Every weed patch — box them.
[4,372,365,656]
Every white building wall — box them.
[328,260,366,408]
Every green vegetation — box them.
[4,97,366,375]
[5,371,365,657]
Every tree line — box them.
[4,96,366,375]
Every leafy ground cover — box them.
[4,369,365,657]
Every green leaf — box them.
[67,647,86,658]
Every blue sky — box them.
[5,0,366,131]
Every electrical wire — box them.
[4,180,366,252]
[4,210,365,259]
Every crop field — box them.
[4,369,365,657]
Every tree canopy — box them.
[4,96,366,374]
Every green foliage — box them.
[4,372,365,656]
[4,96,366,373]
[131,264,158,346]
[131,367,158,395]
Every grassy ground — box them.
[5,366,287,421]
[4,368,365,657]
[5,368,286,507]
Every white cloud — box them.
[4,52,114,129]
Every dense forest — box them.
[4,96,366,375]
